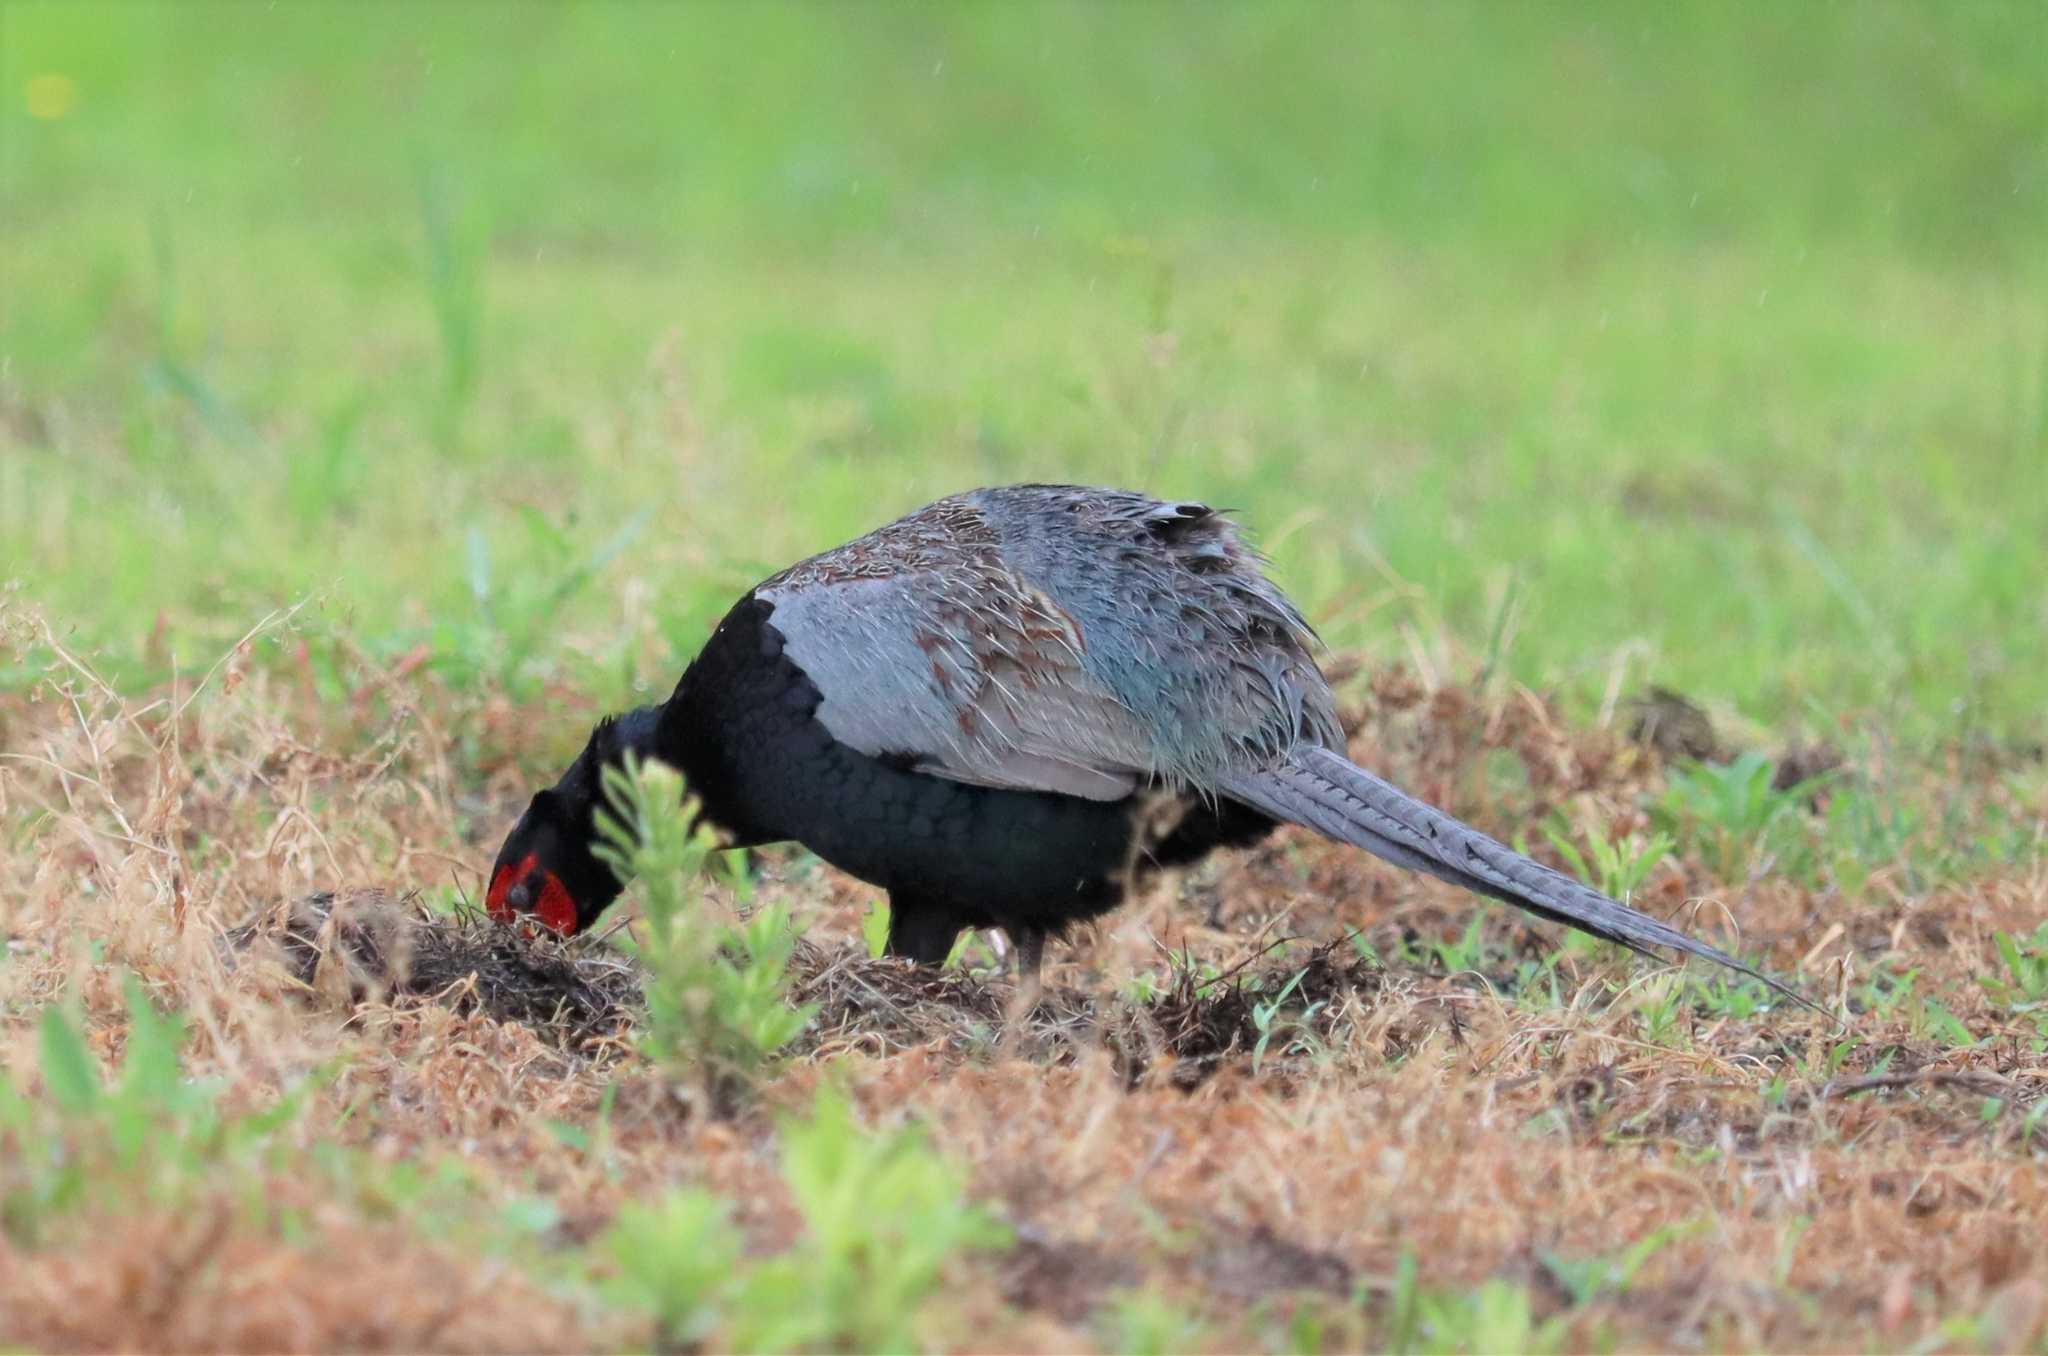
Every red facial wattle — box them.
[486,851,579,935]
[532,872,577,934]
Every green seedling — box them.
[1543,817,1674,903]
[594,755,813,1104]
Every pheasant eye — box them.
[487,852,541,921]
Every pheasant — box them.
[489,485,1801,1006]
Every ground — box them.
[1,627,2042,1351]
[2,3,2045,1353]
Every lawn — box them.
[2,2,2045,1351]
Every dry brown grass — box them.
[2,602,2044,1353]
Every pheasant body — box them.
[489,484,1802,1006]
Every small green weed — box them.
[1382,1250,1571,1355]
[603,1089,1009,1353]
[1543,818,1674,902]
[1509,955,1568,1010]
[602,1190,739,1349]
[1103,1288,1209,1356]
[1428,915,1493,977]
[861,898,890,958]
[1979,924,2048,1021]
[1914,995,1980,1051]
[1540,1219,1704,1304]
[594,756,814,1103]
[855,897,982,969]
[1855,964,1920,1020]
[1411,1280,1570,1355]
[1687,972,1773,1023]
[1,979,311,1246]
[1632,974,1689,1047]
[1250,965,1329,1073]
[1815,784,1916,894]
[1655,752,1824,881]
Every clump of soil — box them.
[787,939,1093,1061]
[788,935,1385,1088]
[1126,940,1384,1088]
[1001,1230,1137,1322]
[1627,686,1723,762]
[230,896,1390,1085]
[225,891,642,1051]
[1773,739,1845,800]
[1198,1222,1355,1299]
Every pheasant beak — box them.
[486,853,580,936]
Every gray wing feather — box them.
[754,485,1341,801]
[759,572,1150,800]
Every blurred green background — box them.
[3,1,2043,745]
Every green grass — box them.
[3,0,2043,748]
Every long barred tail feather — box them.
[1224,745,1820,1014]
